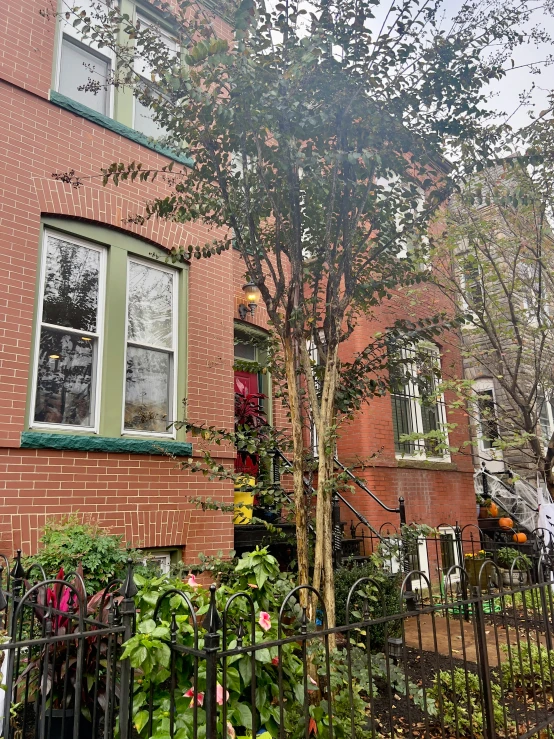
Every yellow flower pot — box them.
[234,476,255,524]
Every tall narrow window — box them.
[476,389,499,449]
[133,15,179,139]
[57,0,113,115]
[124,259,176,434]
[538,392,554,445]
[390,343,448,458]
[33,233,104,428]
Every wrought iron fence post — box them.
[118,559,137,739]
[473,586,497,739]
[455,523,470,622]
[332,493,342,569]
[9,550,24,639]
[399,498,416,610]
[203,584,221,739]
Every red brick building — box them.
[0,0,475,566]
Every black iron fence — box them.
[2,548,554,739]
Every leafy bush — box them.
[25,515,137,593]
[125,547,304,739]
[501,642,554,693]
[429,668,510,737]
[496,547,532,570]
[334,558,402,647]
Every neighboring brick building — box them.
[0,0,476,565]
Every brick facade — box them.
[0,0,476,560]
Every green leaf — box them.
[234,703,252,729]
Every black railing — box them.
[3,541,554,739]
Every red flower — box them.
[271,656,279,666]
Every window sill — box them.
[49,91,194,167]
[396,458,457,471]
[21,431,192,457]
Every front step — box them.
[478,517,535,556]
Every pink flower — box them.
[308,676,318,687]
[271,656,279,666]
[226,723,236,739]
[187,573,199,588]
[184,687,204,706]
[216,683,229,705]
[258,611,271,631]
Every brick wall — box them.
[0,0,235,558]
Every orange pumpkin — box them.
[488,502,499,517]
[513,532,527,544]
[499,517,514,530]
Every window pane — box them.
[234,342,256,361]
[42,236,100,332]
[127,262,173,348]
[477,389,499,449]
[134,96,167,139]
[125,346,171,432]
[34,329,95,426]
[59,37,108,114]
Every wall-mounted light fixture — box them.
[238,281,261,320]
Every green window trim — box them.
[27,217,189,445]
[21,431,192,457]
[49,91,193,167]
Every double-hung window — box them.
[57,0,114,116]
[33,234,105,429]
[390,343,449,460]
[124,259,177,433]
[31,225,185,439]
[133,14,179,139]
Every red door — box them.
[234,370,260,476]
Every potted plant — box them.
[464,550,493,589]
[496,547,532,586]
[476,494,485,518]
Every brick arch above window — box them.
[33,177,199,254]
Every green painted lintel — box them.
[49,91,194,167]
[21,432,192,457]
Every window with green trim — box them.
[55,0,179,139]
[30,223,187,440]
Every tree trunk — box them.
[283,337,310,599]
[311,344,339,630]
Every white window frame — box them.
[538,390,554,452]
[131,13,179,136]
[30,229,107,433]
[56,0,115,117]
[438,525,462,585]
[392,343,451,463]
[473,378,504,472]
[122,255,178,439]
[142,551,172,574]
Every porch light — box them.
[238,282,261,320]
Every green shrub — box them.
[334,558,402,647]
[501,642,554,693]
[496,547,532,570]
[25,515,138,593]
[429,668,510,737]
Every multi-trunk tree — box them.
[57,0,550,622]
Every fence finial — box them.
[203,584,221,635]
[11,549,24,579]
[119,558,138,599]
